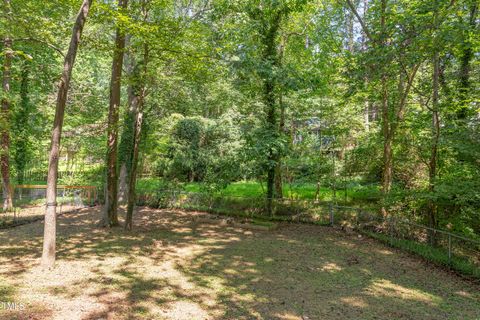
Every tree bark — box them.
[118,40,137,204]
[41,0,93,269]
[103,0,128,227]
[118,162,128,203]
[124,1,149,229]
[265,76,276,215]
[1,0,13,211]
[14,63,31,185]
[381,83,393,197]
[263,21,281,216]
[259,10,286,215]
[457,2,478,118]
[274,92,285,199]
[379,0,393,197]
[124,102,144,230]
[427,3,441,246]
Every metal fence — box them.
[138,190,480,277]
[0,185,98,228]
[329,205,480,274]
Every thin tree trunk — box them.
[362,0,370,131]
[14,62,31,185]
[118,40,137,204]
[1,0,13,211]
[264,40,279,216]
[378,0,392,218]
[118,162,128,203]
[381,76,392,196]
[457,2,477,118]
[347,3,355,53]
[41,0,93,269]
[265,78,276,215]
[428,3,441,246]
[379,0,392,197]
[124,105,144,230]
[124,0,149,229]
[274,93,284,199]
[364,101,370,131]
[262,13,284,214]
[103,0,128,227]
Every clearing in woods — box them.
[0,207,479,320]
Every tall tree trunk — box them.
[378,0,393,218]
[118,39,137,204]
[103,0,128,227]
[347,2,355,53]
[381,92,393,196]
[41,0,92,269]
[265,77,276,215]
[457,2,478,119]
[364,101,370,131]
[262,17,281,216]
[274,87,285,199]
[1,0,13,211]
[15,63,31,185]
[124,99,144,230]
[362,0,370,132]
[378,0,394,218]
[428,3,441,246]
[117,162,128,203]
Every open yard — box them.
[0,207,479,320]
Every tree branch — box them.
[15,38,65,57]
[345,0,374,43]
[395,62,421,123]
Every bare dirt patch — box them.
[0,207,478,320]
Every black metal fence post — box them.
[329,203,334,226]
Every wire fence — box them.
[0,185,98,228]
[138,190,480,277]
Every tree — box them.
[41,0,93,269]
[117,36,136,204]
[103,0,129,227]
[12,61,31,185]
[457,0,478,117]
[346,0,421,204]
[1,0,13,211]
[124,0,150,230]
[124,45,147,230]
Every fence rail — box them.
[0,185,98,228]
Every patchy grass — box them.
[0,207,479,320]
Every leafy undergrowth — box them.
[0,207,479,320]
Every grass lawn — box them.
[0,207,479,320]
[137,179,381,203]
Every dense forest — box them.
[1,0,479,263]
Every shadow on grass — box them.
[0,207,479,320]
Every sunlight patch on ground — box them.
[320,262,343,273]
[367,279,442,306]
[340,296,368,308]
[376,248,394,255]
[0,207,479,320]
[274,311,302,320]
[455,290,475,299]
